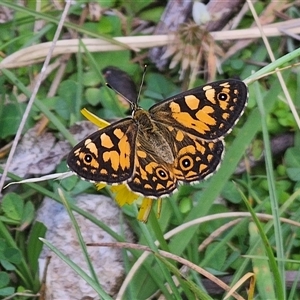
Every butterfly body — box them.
[134,109,175,164]
[67,79,248,198]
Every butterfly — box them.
[67,79,248,199]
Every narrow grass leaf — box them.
[254,80,285,297]
[26,221,46,275]
[249,222,276,299]
[0,1,129,47]
[40,238,113,300]
[0,220,34,289]
[242,193,283,299]
[79,40,126,117]
[58,189,101,287]
[156,255,213,300]
[138,218,181,300]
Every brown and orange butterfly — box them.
[67,79,248,199]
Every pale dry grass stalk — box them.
[0,19,299,69]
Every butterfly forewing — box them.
[67,118,137,183]
[150,79,248,140]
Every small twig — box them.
[199,218,242,252]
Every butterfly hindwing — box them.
[67,118,137,183]
[127,149,178,198]
[126,127,224,198]
[150,79,248,140]
[172,130,225,182]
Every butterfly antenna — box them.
[106,83,134,106]
[136,64,147,105]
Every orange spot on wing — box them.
[156,183,164,190]
[195,106,216,125]
[170,101,216,133]
[178,145,196,156]
[194,141,206,154]
[113,128,124,139]
[204,87,216,104]
[184,95,200,110]
[137,150,147,158]
[175,130,184,142]
[174,112,210,133]
[100,133,114,148]
[219,99,229,110]
[118,135,130,170]
[103,150,119,171]
[86,142,98,157]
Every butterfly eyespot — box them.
[84,154,93,163]
[156,168,168,180]
[179,156,193,171]
[218,92,229,101]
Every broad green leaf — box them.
[21,201,35,228]
[0,286,14,296]
[0,271,9,289]
[4,248,22,264]
[286,168,300,181]
[284,147,300,168]
[27,221,47,274]
[0,103,27,138]
[1,193,23,222]
[85,88,102,106]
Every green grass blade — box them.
[246,47,300,84]
[254,80,285,298]
[138,218,182,300]
[26,221,47,275]
[249,222,276,299]
[58,189,101,287]
[148,210,170,252]
[242,194,283,299]
[40,238,113,300]
[0,220,35,289]
[156,255,213,300]
[79,40,126,118]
